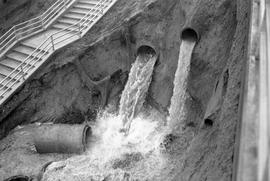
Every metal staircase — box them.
[0,0,117,106]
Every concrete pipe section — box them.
[136,45,156,56]
[181,27,199,42]
[33,124,91,154]
[4,175,30,181]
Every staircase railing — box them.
[258,0,270,180]
[0,0,116,103]
[0,0,75,57]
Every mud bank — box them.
[0,0,250,180]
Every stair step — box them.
[6,52,40,65]
[14,45,48,59]
[77,1,96,7]
[74,4,96,10]
[20,42,47,53]
[64,13,85,20]
[53,23,80,32]
[69,8,101,21]
[0,58,33,70]
[48,27,79,45]
[64,12,97,21]
[0,73,17,87]
[79,0,102,3]
[72,4,107,13]
[77,1,108,8]
[57,19,94,30]
[0,62,27,91]
[58,17,80,25]
[0,63,21,77]
[70,8,93,15]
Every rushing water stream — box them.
[41,51,164,181]
[119,52,157,134]
[168,39,196,132]
[41,38,197,180]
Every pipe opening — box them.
[4,175,29,181]
[181,28,199,42]
[82,125,92,150]
[137,45,156,56]
[204,118,213,127]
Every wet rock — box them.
[112,152,143,169]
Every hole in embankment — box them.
[204,118,213,127]
[137,45,156,56]
[4,175,29,181]
[181,28,199,42]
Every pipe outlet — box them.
[181,27,199,42]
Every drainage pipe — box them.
[181,27,200,42]
[136,45,156,56]
[4,175,30,181]
[33,124,91,154]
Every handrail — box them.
[0,0,115,99]
[233,0,270,180]
[49,0,107,39]
[258,0,270,180]
[0,0,74,56]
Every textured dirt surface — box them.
[0,0,250,180]
[0,124,70,180]
[0,0,55,36]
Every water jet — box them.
[168,27,199,133]
[119,45,157,134]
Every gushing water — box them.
[168,39,196,131]
[119,52,157,134]
[42,110,165,181]
[41,52,165,181]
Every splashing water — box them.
[168,39,196,132]
[41,110,166,181]
[119,53,157,134]
[41,52,167,181]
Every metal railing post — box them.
[41,15,45,30]
[78,23,82,38]
[64,0,68,9]
[20,65,26,81]
[100,7,104,15]
[13,26,18,41]
[50,36,55,51]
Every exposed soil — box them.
[0,0,250,180]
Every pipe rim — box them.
[82,125,91,151]
[181,27,199,42]
[4,175,29,181]
[136,45,156,56]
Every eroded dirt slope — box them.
[0,0,250,180]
